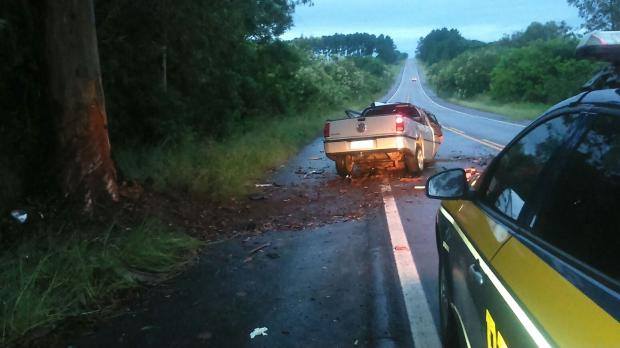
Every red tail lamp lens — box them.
[396,116,405,132]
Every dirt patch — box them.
[128,170,386,244]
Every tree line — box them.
[417,1,618,105]
[418,22,602,104]
[293,33,408,63]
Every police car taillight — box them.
[323,122,330,138]
[576,31,620,63]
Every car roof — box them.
[544,88,620,117]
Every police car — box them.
[426,31,620,347]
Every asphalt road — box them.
[67,60,529,348]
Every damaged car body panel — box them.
[323,102,443,177]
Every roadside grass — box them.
[116,63,400,200]
[416,60,551,121]
[0,220,201,345]
[447,94,552,121]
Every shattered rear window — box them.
[363,104,420,118]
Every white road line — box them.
[381,183,441,348]
[481,138,505,148]
[387,62,408,103]
[412,63,526,129]
[443,126,504,152]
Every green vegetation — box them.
[0,220,201,345]
[416,28,484,64]
[1,2,400,342]
[0,1,400,344]
[0,1,397,213]
[117,56,399,199]
[418,22,603,119]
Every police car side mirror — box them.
[426,169,469,200]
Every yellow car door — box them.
[491,110,620,347]
[438,111,587,347]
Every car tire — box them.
[405,146,424,175]
[335,155,353,177]
[439,256,460,348]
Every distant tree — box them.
[292,32,404,63]
[44,0,119,212]
[496,21,574,47]
[567,0,620,30]
[416,28,484,64]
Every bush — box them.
[490,39,600,103]
[425,34,602,106]
[428,47,501,98]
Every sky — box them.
[282,0,584,54]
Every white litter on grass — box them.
[249,327,268,339]
[10,210,28,224]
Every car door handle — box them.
[468,261,484,286]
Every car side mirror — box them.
[426,169,469,200]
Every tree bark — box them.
[45,0,118,213]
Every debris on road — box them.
[248,193,266,201]
[399,177,423,183]
[249,242,271,254]
[197,330,213,340]
[465,167,480,181]
[255,183,274,188]
[304,169,325,178]
[414,185,425,190]
[249,327,269,339]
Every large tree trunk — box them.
[45,0,118,213]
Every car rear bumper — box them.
[323,135,417,159]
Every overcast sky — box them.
[282,0,584,54]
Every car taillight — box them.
[395,116,405,132]
[323,122,330,137]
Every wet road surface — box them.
[68,60,529,347]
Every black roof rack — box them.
[581,63,620,91]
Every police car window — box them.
[534,114,620,282]
[482,114,578,223]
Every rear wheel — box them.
[335,155,353,177]
[405,146,424,175]
[439,256,459,348]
